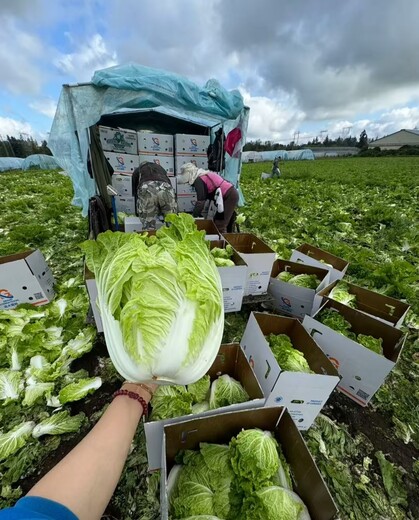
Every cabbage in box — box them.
[210,240,248,312]
[144,343,265,470]
[317,279,410,328]
[290,243,349,283]
[161,406,338,520]
[223,233,276,296]
[269,259,330,318]
[240,312,339,430]
[303,299,406,406]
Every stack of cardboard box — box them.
[100,126,139,215]
[175,134,210,212]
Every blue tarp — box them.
[49,63,249,215]
[22,154,59,170]
[0,157,24,172]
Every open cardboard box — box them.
[290,243,349,283]
[145,343,265,470]
[161,406,338,520]
[0,250,55,310]
[240,312,339,429]
[223,233,276,296]
[269,259,330,318]
[195,218,221,241]
[316,279,410,328]
[303,299,406,406]
[210,240,247,312]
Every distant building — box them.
[370,129,419,150]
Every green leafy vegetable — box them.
[210,245,235,267]
[209,374,249,409]
[277,272,321,289]
[267,334,312,373]
[230,429,280,488]
[357,335,384,355]
[191,402,210,414]
[318,309,356,340]
[375,451,408,507]
[22,382,54,407]
[0,370,24,402]
[187,375,211,404]
[329,282,357,308]
[58,377,102,404]
[32,411,84,438]
[80,213,224,385]
[150,385,193,421]
[242,486,306,520]
[0,421,35,461]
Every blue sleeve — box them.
[0,496,78,520]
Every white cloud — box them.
[29,98,57,119]
[0,116,35,138]
[240,88,306,142]
[54,34,118,82]
[0,15,44,94]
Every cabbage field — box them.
[0,157,418,519]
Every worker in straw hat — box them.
[177,162,239,233]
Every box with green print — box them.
[240,312,339,430]
[303,299,406,406]
[268,259,330,318]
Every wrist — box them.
[121,383,153,404]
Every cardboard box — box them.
[104,152,138,174]
[303,299,406,406]
[111,173,133,196]
[223,233,276,296]
[290,243,349,283]
[145,343,265,470]
[317,280,410,328]
[269,259,330,318]
[115,196,136,215]
[124,216,143,233]
[175,154,208,173]
[210,240,248,312]
[176,180,196,196]
[175,134,209,155]
[161,407,338,520]
[240,312,339,429]
[195,219,221,241]
[0,250,55,310]
[99,126,138,154]
[138,154,174,176]
[138,132,173,154]
[177,194,197,213]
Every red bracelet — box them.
[113,389,149,416]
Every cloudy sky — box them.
[1,0,419,145]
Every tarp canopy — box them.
[49,63,249,215]
[22,154,59,171]
[0,157,24,172]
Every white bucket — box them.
[261,172,272,180]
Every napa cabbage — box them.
[329,282,357,308]
[80,213,224,385]
[277,272,320,289]
[267,334,312,373]
[209,374,249,409]
[32,411,85,438]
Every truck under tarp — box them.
[49,63,249,216]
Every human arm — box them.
[26,382,156,520]
[192,177,207,217]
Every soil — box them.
[324,392,419,517]
[16,329,419,519]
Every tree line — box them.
[0,135,52,158]
[243,131,368,151]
